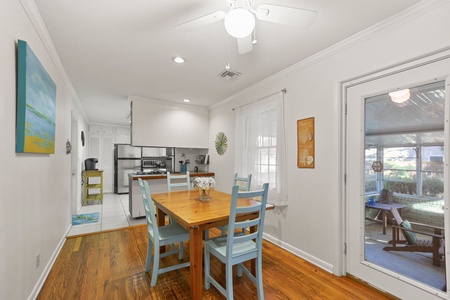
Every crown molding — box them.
[210,0,449,110]
[19,0,89,122]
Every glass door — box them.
[346,57,450,299]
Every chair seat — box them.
[205,235,256,260]
[157,223,189,240]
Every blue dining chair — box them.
[233,173,252,191]
[167,171,191,192]
[205,173,253,239]
[138,178,190,286]
[204,183,269,300]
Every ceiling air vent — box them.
[218,69,241,80]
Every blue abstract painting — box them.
[16,40,56,154]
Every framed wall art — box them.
[297,117,315,168]
[16,40,57,154]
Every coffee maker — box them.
[85,158,98,170]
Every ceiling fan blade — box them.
[237,35,253,54]
[175,11,226,33]
[256,4,317,28]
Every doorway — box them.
[345,55,450,298]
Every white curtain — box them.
[234,91,288,206]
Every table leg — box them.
[156,208,166,253]
[382,210,387,235]
[190,228,203,300]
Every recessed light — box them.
[183,99,191,103]
[172,56,186,64]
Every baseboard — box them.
[263,232,334,273]
[27,224,71,300]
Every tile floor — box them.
[68,193,146,237]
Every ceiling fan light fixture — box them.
[389,89,410,103]
[225,8,255,38]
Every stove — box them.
[134,170,166,175]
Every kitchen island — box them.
[128,171,215,218]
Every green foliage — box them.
[422,177,444,197]
[384,181,417,195]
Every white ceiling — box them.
[33,0,422,126]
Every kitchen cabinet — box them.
[131,98,209,148]
[142,147,165,157]
[83,170,103,205]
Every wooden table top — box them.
[151,189,274,230]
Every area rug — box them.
[72,212,100,226]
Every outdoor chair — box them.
[383,207,444,267]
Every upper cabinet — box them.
[142,147,165,157]
[131,98,209,148]
[90,125,130,144]
[90,125,113,135]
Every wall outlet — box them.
[36,253,40,269]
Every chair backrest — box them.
[226,183,269,258]
[167,171,191,192]
[233,173,252,191]
[138,178,159,238]
[390,207,417,245]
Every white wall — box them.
[209,0,450,297]
[0,0,88,299]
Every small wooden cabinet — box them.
[83,170,103,205]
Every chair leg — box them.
[179,242,184,260]
[204,247,211,289]
[225,263,233,300]
[145,240,153,273]
[237,263,243,277]
[151,246,160,287]
[256,256,264,300]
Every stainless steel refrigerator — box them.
[114,144,141,194]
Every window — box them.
[234,92,287,205]
[382,147,417,195]
[364,80,445,199]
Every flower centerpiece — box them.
[193,177,215,201]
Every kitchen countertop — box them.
[129,171,215,180]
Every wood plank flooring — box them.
[37,225,395,299]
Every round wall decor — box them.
[215,132,228,155]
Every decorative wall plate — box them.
[215,132,228,155]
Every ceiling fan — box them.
[175,0,317,54]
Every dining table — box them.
[151,188,274,300]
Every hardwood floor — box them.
[37,225,395,299]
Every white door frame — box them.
[71,112,79,215]
[339,48,450,299]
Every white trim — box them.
[263,233,334,273]
[27,225,71,300]
[210,0,449,110]
[19,0,89,122]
